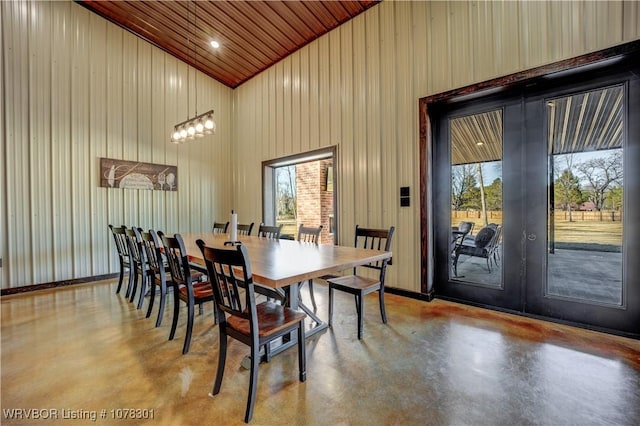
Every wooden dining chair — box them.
[257,223,283,239]
[327,225,395,340]
[237,222,254,236]
[108,225,131,295]
[297,224,323,311]
[124,227,152,309]
[212,221,229,234]
[158,232,215,354]
[140,229,171,327]
[196,240,307,423]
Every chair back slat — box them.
[258,223,283,239]
[297,224,323,244]
[354,225,395,273]
[109,225,130,258]
[197,241,255,322]
[237,223,254,236]
[212,221,229,234]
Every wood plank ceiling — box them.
[77,0,380,89]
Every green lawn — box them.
[452,216,622,245]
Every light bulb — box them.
[205,117,214,129]
[195,120,204,133]
[210,40,220,49]
[187,124,196,135]
[172,130,181,141]
[179,127,187,138]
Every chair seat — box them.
[178,281,214,299]
[457,245,488,257]
[227,301,306,338]
[327,275,381,292]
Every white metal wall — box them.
[1,1,234,289]
[232,1,640,293]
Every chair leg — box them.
[169,286,180,341]
[212,331,227,395]
[182,299,194,354]
[125,266,136,299]
[128,270,139,303]
[115,261,125,294]
[136,273,148,310]
[328,286,334,327]
[356,293,364,340]
[453,253,460,277]
[245,341,260,423]
[264,341,272,362]
[308,279,317,311]
[146,279,156,319]
[297,323,306,382]
[378,288,387,324]
[155,282,167,327]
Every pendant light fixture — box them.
[171,1,215,144]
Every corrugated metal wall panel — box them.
[6,0,32,287]
[308,42,320,152]
[623,1,640,41]
[1,0,233,289]
[231,1,639,293]
[30,1,54,283]
[365,7,381,230]
[450,1,474,88]
[339,22,355,241]
[88,11,109,274]
[491,1,521,78]
[380,0,399,250]
[51,0,73,282]
[0,0,5,289]
[70,2,91,279]
[394,2,417,292]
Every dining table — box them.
[179,232,393,358]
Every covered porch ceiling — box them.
[451,85,624,166]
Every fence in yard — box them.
[452,210,623,222]
[554,210,622,221]
[452,210,503,221]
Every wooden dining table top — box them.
[179,232,392,289]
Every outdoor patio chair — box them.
[452,224,502,276]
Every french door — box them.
[433,60,640,336]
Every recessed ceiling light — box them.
[476,141,484,146]
[210,40,220,49]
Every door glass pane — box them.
[546,85,624,305]
[450,110,503,288]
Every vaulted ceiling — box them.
[77,0,380,89]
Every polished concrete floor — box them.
[2,279,640,425]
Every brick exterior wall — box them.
[296,159,334,244]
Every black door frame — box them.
[431,95,524,311]
[522,66,640,335]
[419,41,640,338]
